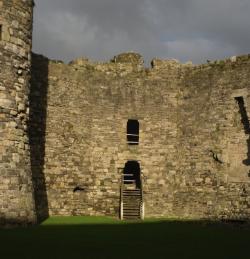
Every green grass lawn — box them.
[0,217,249,259]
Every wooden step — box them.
[123,190,140,192]
[124,207,141,209]
[123,193,141,195]
[123,211,140,214]
[123,195,141,197]
[121,186,142,220]
[123,203,141,206]
[124,202,141,204]
[124,203,141,205]
[123,200,141,202]
[123,216,141,220]
[124,208,140,212]
[124,214,140,216]
[123,191,141,193]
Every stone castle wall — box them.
[31,53,182,217]
[1,1,250,224]
[0,0,36,225]
[31,53,250,220]
[175,56,250,219]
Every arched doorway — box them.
[120,160,144,220]
[123,160,141,189]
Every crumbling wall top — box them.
[111,52,144,66]
[69,57,90,66]
[38,52,250,79]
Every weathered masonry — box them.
[1,0,250,225]
[0,0,36,225]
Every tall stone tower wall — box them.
[0,0,36,225]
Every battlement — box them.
[49,51,250,75]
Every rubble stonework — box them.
[1,1,250,225]
[29,54,250,220]
[0,0,36,225]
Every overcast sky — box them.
[32,0,250,65]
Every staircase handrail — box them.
[139,172,144,220]
[120,172,124,220]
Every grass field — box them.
[0,217,249,259]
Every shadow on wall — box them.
[28,54,49,223]
[234,97,250,166]
[0,217,35,227]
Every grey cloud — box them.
[32,0,250,64]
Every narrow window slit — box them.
[127,119,139,145]
[235,97,250,134]
[0,25,2,41]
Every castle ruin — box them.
[1,0,250,225]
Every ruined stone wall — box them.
[174,56,250,219]
[31,53,184,217]
[1,0,250,226]
[31,52,250,220]
[0,0,36,225]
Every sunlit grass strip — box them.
[41,216,121,225]
[41,216,203,226]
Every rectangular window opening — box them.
[127,119,139,145]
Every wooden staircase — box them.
[120,174,144,220]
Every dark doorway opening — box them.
[123,161,141,189]
[127,120,139,145]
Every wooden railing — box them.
[139,173,144,220]
[120,171,144,220]
[120,173,124,220]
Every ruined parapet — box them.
[151,58,181,69]
[111,52,144,71]
[0,0,36,225]
[112,52,143,64]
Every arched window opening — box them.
[127,119,139,145]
